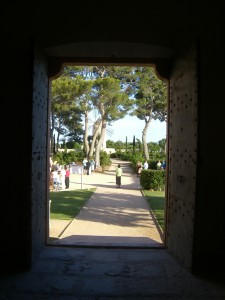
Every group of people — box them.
[136,160,149,177]
[136,159,166,177]
[82,157,96,175]
[49,157,97,191]
[156,160,166,170]
[115,160,149,188]
[50,158,165,191]
[50,163,70,191]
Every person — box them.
[65,165,70,189]
[136,161,142,177]
[161,160,166,170]
[156,160,162,170]
[82,157,88,174]
[52,166,60,190]
[90,157,95,173]
[143,160,149,170]
[57,166,62,190]
[60,165,66,189]
[86,159,91,175]
[116,164,122,188]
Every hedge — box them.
[140,169,166,191]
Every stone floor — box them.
[0,160,224,299]
[0,246,225,299]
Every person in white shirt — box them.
[52,167,60,190]
[143,160,149,170]
[60,165,66,189]
[156,160,162,170]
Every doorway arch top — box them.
[46,41,174,80]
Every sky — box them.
[105,115,167,143]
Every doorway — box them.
[31,41,197,272]
[47,64,168,248]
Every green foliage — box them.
[120,152,137,162]
[50,189,95,220]
[110,152,117,158]
[148,140,166,161]
[140,169,166,191]
[100,151,111,172]
[131,67,167,122]
[148,160,158,169]
[51,75,85,145]
[64,141,83,150]
[106,139,166,164]
[129,67,167,159]
[106,139,116,148]
[114,141,124,151]
[52,150,83,165]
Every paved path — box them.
[49,159,163,247]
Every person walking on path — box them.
[116,163,122,188]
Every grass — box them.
[142,190,165,231]
[49,188,96,220]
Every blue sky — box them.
[105,115,167,143]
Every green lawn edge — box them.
[142,190,165,231]
[49,188,96,220]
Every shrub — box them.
[100,151,111,172]
[140,169,166,191]
[52,151,83,165]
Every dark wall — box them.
[1,39,33,273]
[2,1,225,276]
[193,33,225,274]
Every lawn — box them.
[49,188,96,220]
[142,190,165,231]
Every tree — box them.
[106,140,115,148]
[51,68,95,156]
[51,76,84,153]
[51,66,167,166]
[92,76,132,166]
[130,67,167,160]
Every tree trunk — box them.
[95,120,107,167]
[89,120,102,157]
[83,110,89,156]
[133,135,135,154]
[142,120,150,160]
